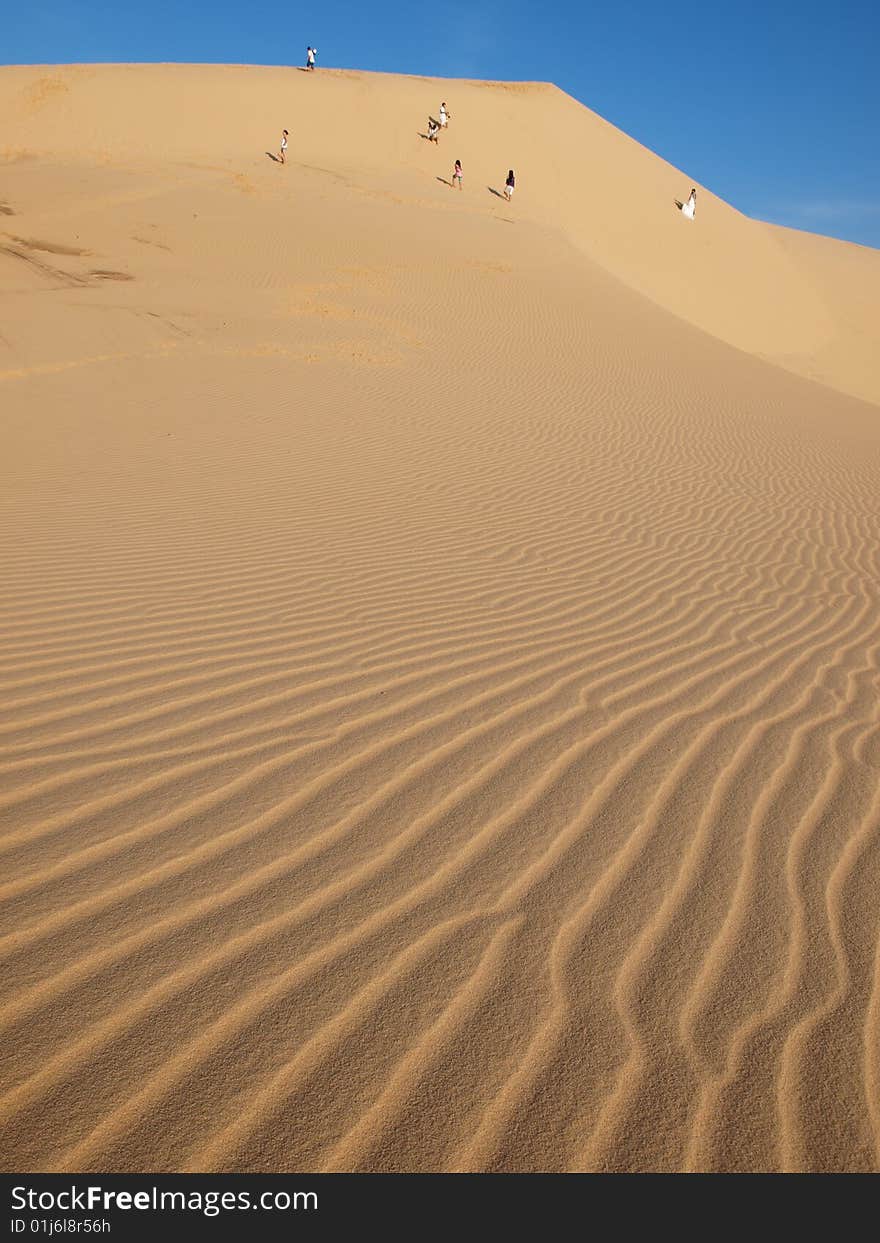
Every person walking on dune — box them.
[427,118,440,143]
[452,158,462,189]
[678,186,696,219]
[504,169,515,201]
[439,101,450,128]
[306,46,317,71]
[279,129,288,164]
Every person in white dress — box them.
[680,186,696,219]
[439,102,450,127]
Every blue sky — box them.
[6,1,880,247]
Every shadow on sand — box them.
[487,186,506,199]
[436,176,453,187]
[266,152,283,163]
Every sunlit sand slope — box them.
[2,62,878,404]
[1,64,878,1173]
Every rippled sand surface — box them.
[1,63,879,1172]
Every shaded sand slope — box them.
[761,222,880,408]
[1,65,879,1173]
[2,62,879,404]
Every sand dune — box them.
[0,63,878,1173]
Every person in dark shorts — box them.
[680,187,697,219]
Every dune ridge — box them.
[1,62,878,1172]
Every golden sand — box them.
[1,64,878,1173]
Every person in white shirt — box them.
[306,46,317,70]
[439,101,450,127]
[679,187,697,219]
[279,129,288,164]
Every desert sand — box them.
[0,63,878,1174]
